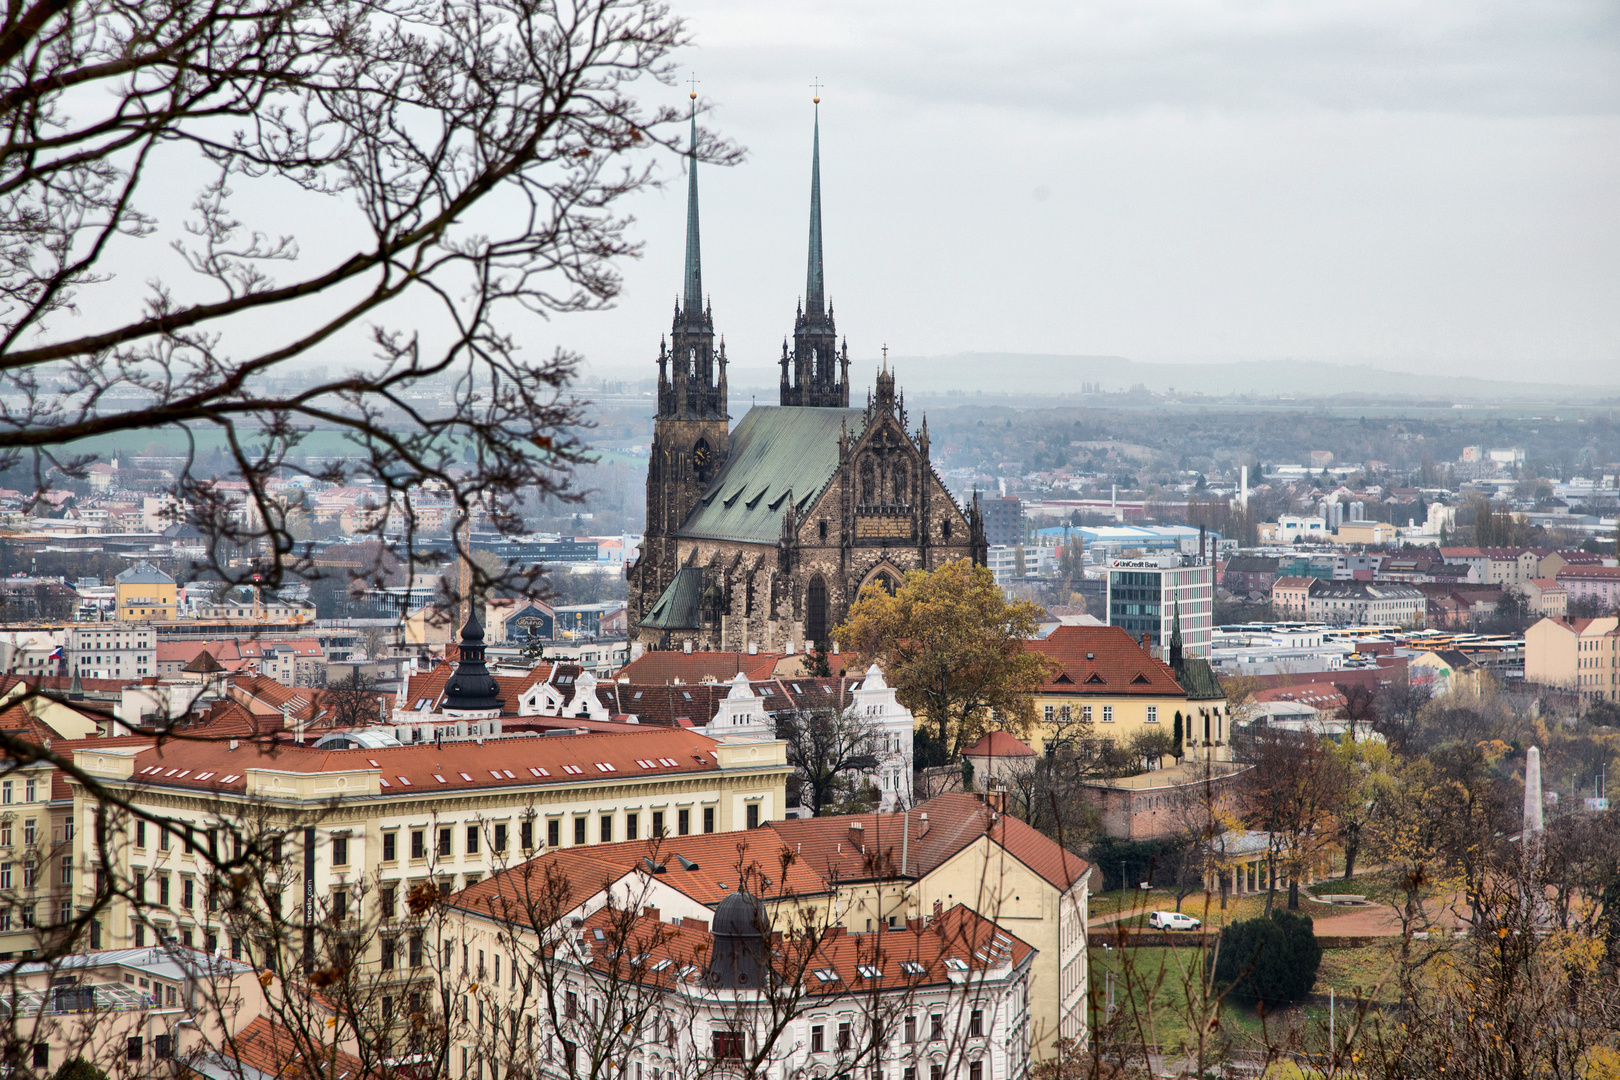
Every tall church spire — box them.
[805,94,824,315]
[655,79,724,425]
[683,91,702,318]
[780,83,848,408]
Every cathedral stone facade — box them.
[628,102,986,655]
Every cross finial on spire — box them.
[810,76,823,103]
[688,73,700,101]
[805,88,825,315]
[881,343,888,369]
[681,75,702,318]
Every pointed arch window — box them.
[806,576,828,646]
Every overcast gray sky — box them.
[566,0,1620,387]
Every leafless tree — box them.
[0,0,738,612]
[322,669,385,727]
[775,707,883,817]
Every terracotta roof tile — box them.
[961,731,1036,758]
[766,793,1091,893]
[219,1016,367,1080]
[614,651,785,684]
[551,903,1032,996]
[398,661,560,714]
[1023,625,1185,696]
[118,727,738,796]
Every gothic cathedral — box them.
[627,100,986,654]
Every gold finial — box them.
[688,73,699,100]
[810,76,822,104]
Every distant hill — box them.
[696,353,1620,404]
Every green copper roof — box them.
[679,405,865,544]
[1175,657,1225,702]
[683,105,702,317]
[805,102,824,314]
[642,566,705,630]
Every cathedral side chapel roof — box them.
[678,406,866,544]
[642,566,706,631]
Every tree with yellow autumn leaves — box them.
[833,558,1055,761]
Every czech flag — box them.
[47,646,63,662]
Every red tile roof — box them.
[614,651,787,684]
[551,902,1032,996]
[1023,625,1185,696]
[768,793,1091,893]
[118,727,740,796]
[448,828,830,916]
[961,731,1036,758]
[448,795,1090,918]
[156,640,253,669]
[597,675,859,726]
[219,1016,366,1080]
[1558,565,1620,580]
[1272,576,1317,589]
[1252,683,1347,710]
[397,661,562,714]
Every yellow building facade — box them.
[1023,624,1231,762]
[114,562,177,621]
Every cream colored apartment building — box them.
[66,728,789,956]
[1526,615,1619,704]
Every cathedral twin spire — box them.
[658,91,724,423]
[662,86,849,416]
[780,93,849,408]
[683,96,703,321]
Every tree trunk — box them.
[1264,854,1276,916]
[1343,833,1360,879]
[1288,878,1299,910]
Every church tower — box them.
[780,94,849,408]
[641,92,729,598]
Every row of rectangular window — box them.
[1043,704,1120,723]
[380,806,720,863]
[802,1010,983,1053]
[128,821,222,856]
[130,921,234,957]
[0,780,41,804]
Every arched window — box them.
[942,518,952,540]
[806,576,828,646]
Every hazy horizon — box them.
[536,0,1619,389]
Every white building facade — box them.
[68,624,155,681]
[704,664,915,811]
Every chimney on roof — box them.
[643,906,660,922]
[918,812,929,836]
[849,820,864,845]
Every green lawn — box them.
[1089,943,1401,1053]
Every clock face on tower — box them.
[693,439,713,476]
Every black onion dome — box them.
[442,612,503,713]
[713,891,767,937]
[708,891,768,989]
